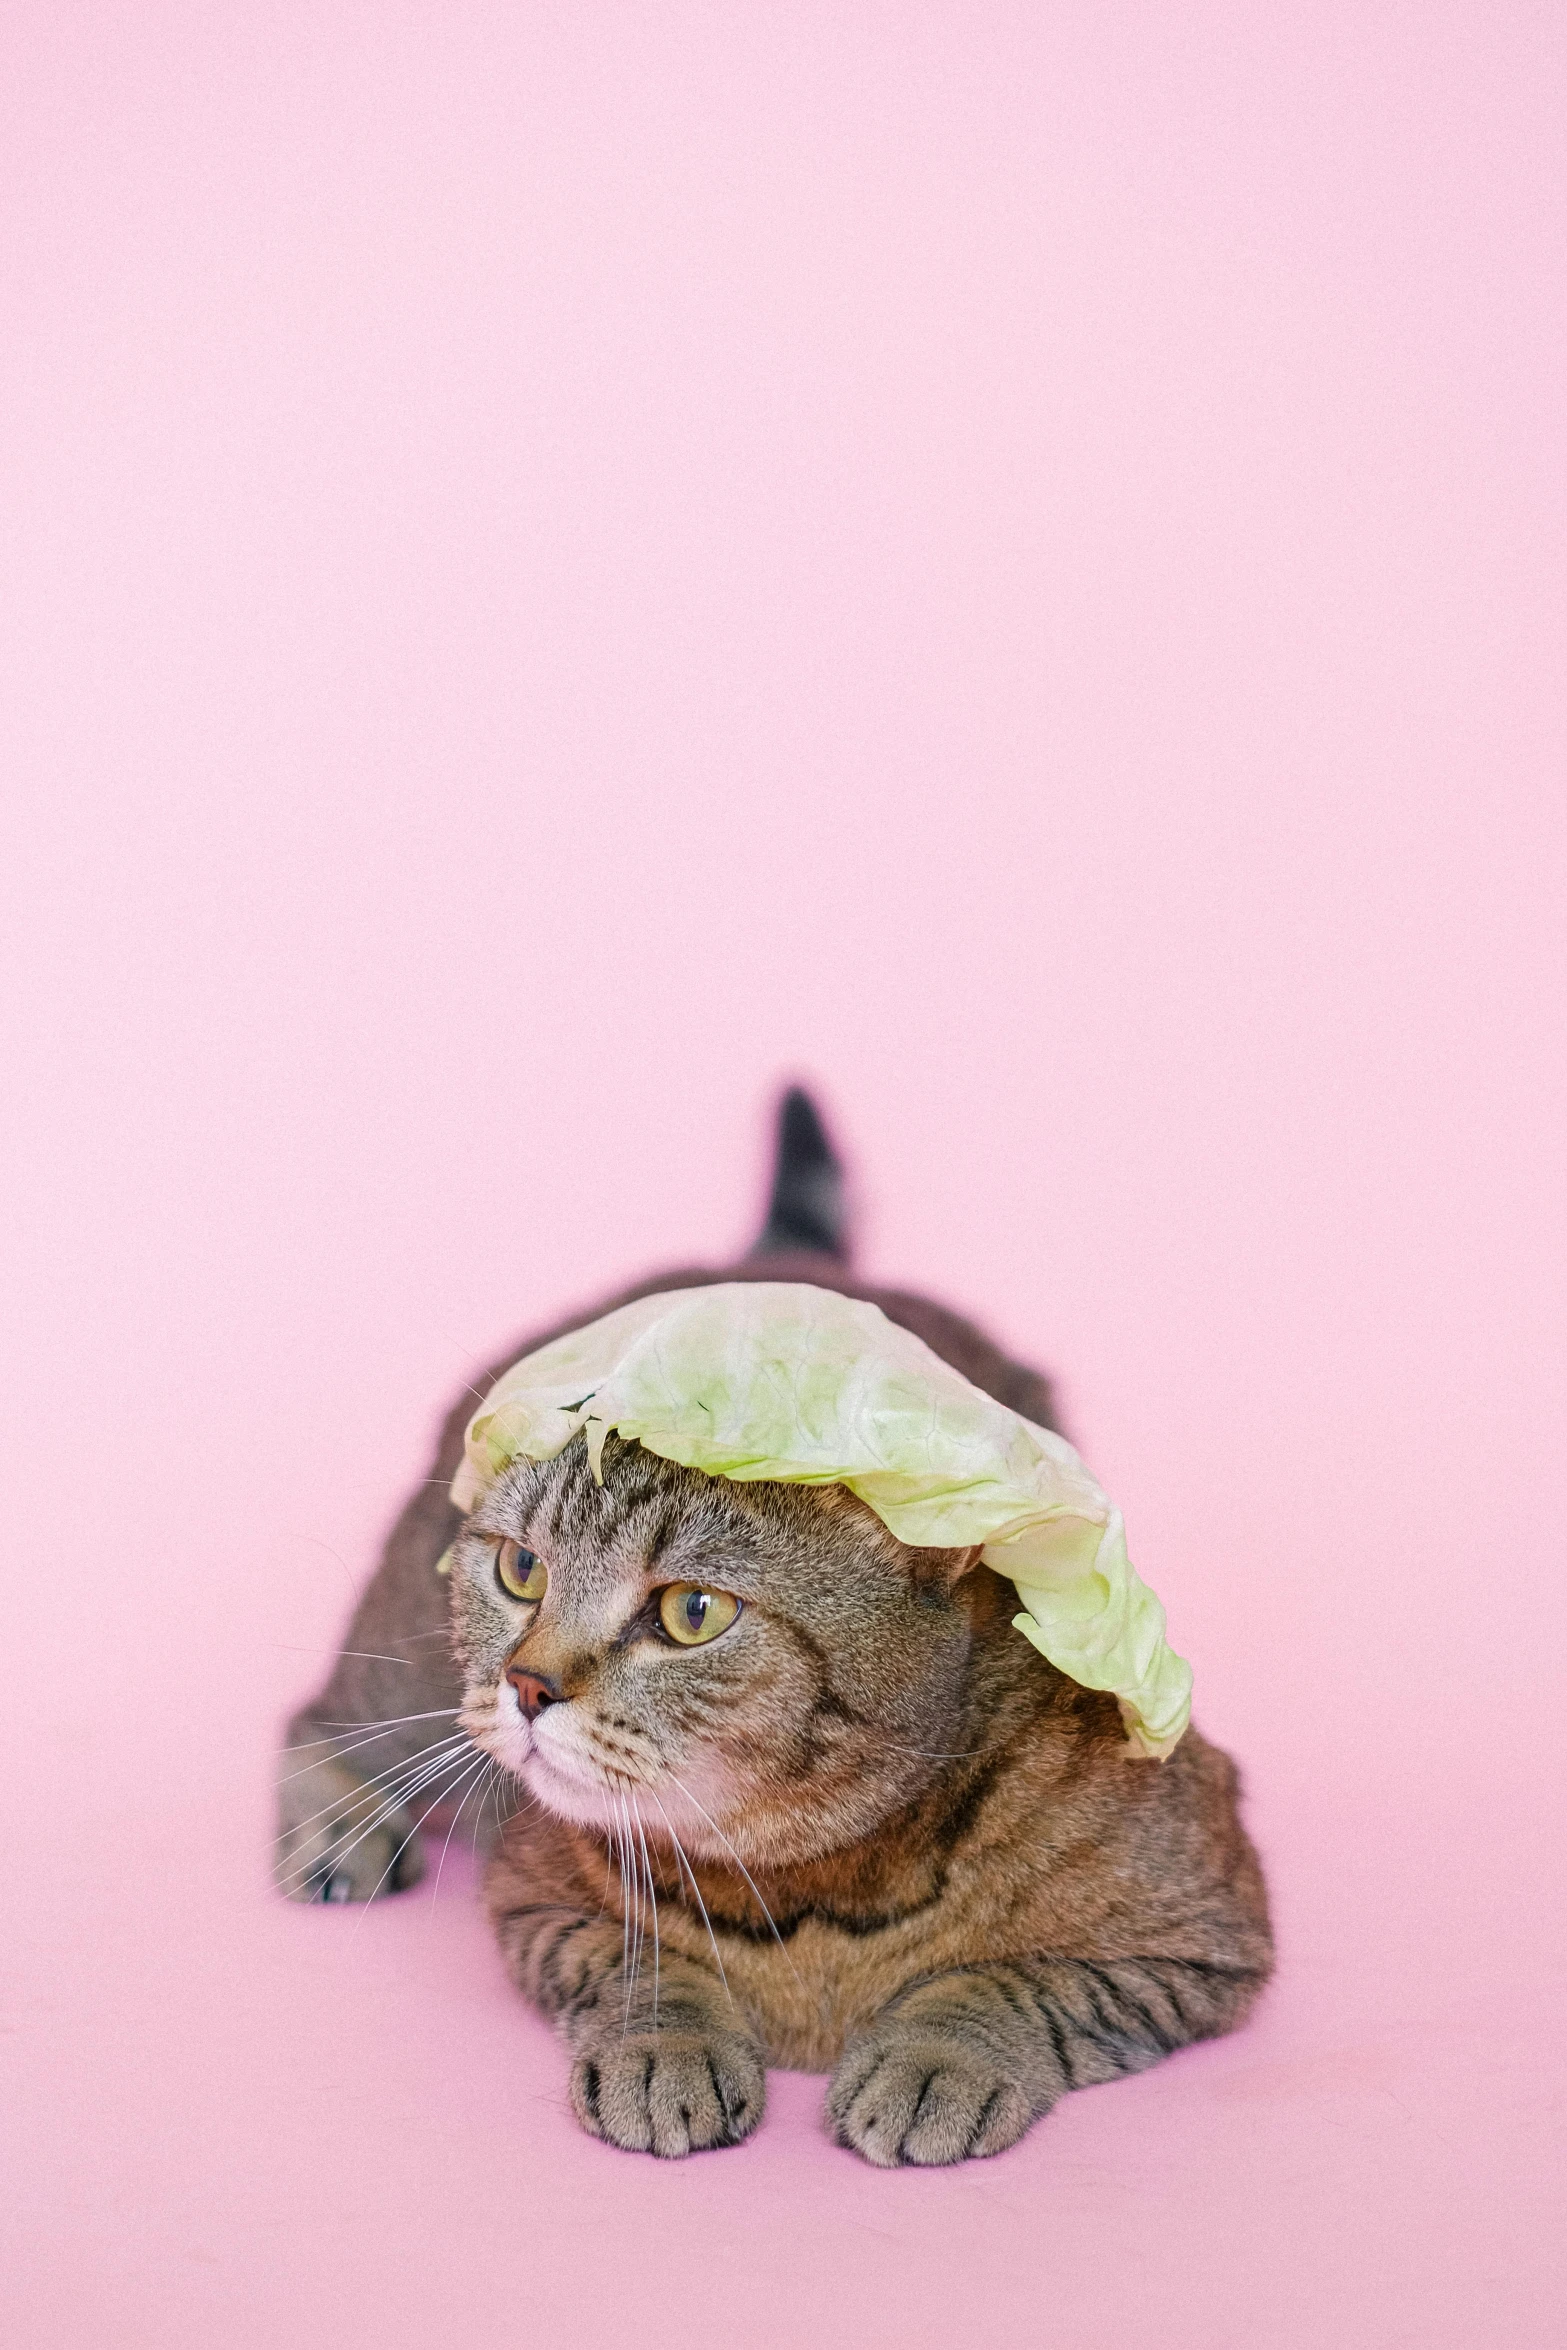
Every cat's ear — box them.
[906,1542,986,1593]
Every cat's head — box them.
[449,1433,985,1867]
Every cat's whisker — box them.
[606,1798,625,2013]
[278,1759,459,1899]
[350,1748,495,1926]
[622,1790,646,2023]
[316,1707,463,1731]
[278,1741,479,1896]
[660,1767,803,1986]
[278,1711,462,1778]
[626,1795,648,2025]
[477,1757,507,1831]
[282,1618,456,1661]
[279,1734,474,1841]
[486,1765,513,1852]
[612,1794,637,2031]
[647,1790,734,2010]
[277,1745,475,1867]
[593,1809,617,1920]
[273,1646,412,1667]
[285,1532,363,1603]
[282,1705,460,1750]
[345,1748,492,1932]
[429,1752,498,1905]
[632,1794,661,2030]
[402,1372,504,1456]
[302,1742,483,1894]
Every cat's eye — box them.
[658,1584,742,1647]
[495,1540,548,1604]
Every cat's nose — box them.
[506,1665,561,1722]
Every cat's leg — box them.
[275,1727,448,1902]
[275,1466,466,1902]
[492,1896,767,2157]
[826,1954,1266,2166]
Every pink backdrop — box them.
[4,6,1563,2345]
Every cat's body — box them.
[279,1095,1271,2163]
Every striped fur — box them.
[278,1264,1271,2164]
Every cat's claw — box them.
[826,2030,1035,2166]
[570,2031,766,2157]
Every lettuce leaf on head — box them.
[451,1283,1192,1759]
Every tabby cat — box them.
[277,1091,1271,2164]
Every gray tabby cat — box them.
[278,1091,1271,2163]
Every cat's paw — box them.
[826,2028,1035,2166]
[570,2031,766,2157]
[275,1756,426,1904]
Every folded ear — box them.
[904,1541,986,1593]
[798,1485,980,1592]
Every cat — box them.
[277,1089,1272,2164]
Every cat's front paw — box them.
[275,1755,426,1903]
[827,2028,1035,2167]
[571,2030,765,2157]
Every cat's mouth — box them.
[514,1721,673,1837]
[465,1678,743,1850]
[464,1679,657,1804]
[526,1707,662,1799]
[524,1736,610,1798]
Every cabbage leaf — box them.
[452,1283,1191,1758]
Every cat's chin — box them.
[517,1744,627,1831]
[517,1743,743,1858]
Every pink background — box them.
[4,6,1564,2344]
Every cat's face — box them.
[449,1435,982,1868]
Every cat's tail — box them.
[750,1085,850,1262]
